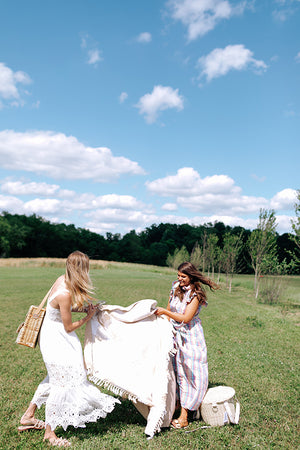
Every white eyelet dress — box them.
[31,283,120,431]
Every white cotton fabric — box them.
[31,282,120,431]
[84,299,176,437]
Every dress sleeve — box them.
[169,280,178,302]
[185,291,197,304]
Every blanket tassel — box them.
[88,374,138,403]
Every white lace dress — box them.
[31,284,120,431]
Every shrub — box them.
[258,275,285,305]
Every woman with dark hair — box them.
[154,262,219,429]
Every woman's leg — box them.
[19,375,50,430]
[20,402,37,422]
[177,406,188,425]
[43,425,71,447]
[18,403,45,430]
[171,406,189,428]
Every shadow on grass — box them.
[60,399,146,443]
[208,381,226,388]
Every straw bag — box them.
[200,386,240,427]
[16,287,52,348]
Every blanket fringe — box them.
[88,374,138,403]
[146,407,167,438]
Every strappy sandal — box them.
[170,419,189,429]
[18,419,46,431]
[43,437,71,447]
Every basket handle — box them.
[224,399,240,424]
[35,286,53,315]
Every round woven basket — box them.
[200,386,236,427]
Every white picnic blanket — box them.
[84,299,176,437]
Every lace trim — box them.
[47,362,87,387]
[31,364,120,431]
[46,399,117,431]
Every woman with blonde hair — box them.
[155,262,219,429]
[18,251,119,447]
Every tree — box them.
[190,241,203,270]
[222,231,244,292]
[289,189,300,266]
[206,233,219,278]
[0,215,11,256]
[247,209,278,298]
[166,245,189,269]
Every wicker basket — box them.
[16,287,52,348]
[16,305,46,348]
[200,386,240,426]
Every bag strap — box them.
[36,286,53,314]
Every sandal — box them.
[170,419,189,429]
[18,418,46,432]
[43,437,71,447]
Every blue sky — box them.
[0,0,299,236]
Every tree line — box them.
[0,207,299,276]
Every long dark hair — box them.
[175,262,219,305]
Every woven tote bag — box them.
[200,386,240,426]
[16,287,52,348]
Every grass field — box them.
[0,259,299,449]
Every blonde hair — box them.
[65,251,95,309]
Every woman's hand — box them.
[154,307,167,316]
[85,303,97,321]
[154,296,199,324]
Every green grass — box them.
[0,261,299,449]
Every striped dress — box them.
[169,281,208,411]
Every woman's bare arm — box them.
[154,296,199,324]
[57,293,96,333]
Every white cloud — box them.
[135,85,184,123]
[32,100,40,109]
[0,62,32,106]
[272,8,291,21]
[0,179,295,235]
[197,45,267,82]
[92,194,144,209]
[162,202,178,211]
[146,168,238,196]
[0,194,24,212]
[272,0,300,21]
[1,180,60,196]
[177,193,268,215]
[119,92,128,103]
[146,167,296,217]
[0,130,145,181]
[59,193,146,211]
[81,36,88,48]
[270,188,297,210]
[275,214,294,234]
[251,174,266,182]
[80,34,103,66]
[86,208,156,224]
[295,51,300,62]
[24,198,61,214]
[190,214,258,230]
[167,0,247,41]
[87,49,102,65]
[136,32,152,43]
